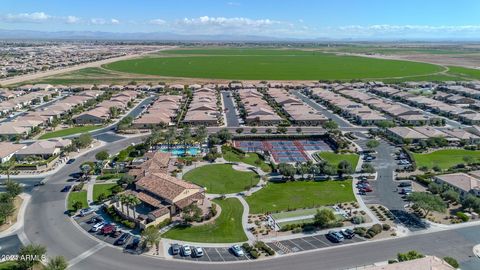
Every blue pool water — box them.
[160,147,200,156]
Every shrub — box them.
[352,216,365,224]
[250,250,260,259]
[456,211,469,222]
[382,223,391,231]
[443,257,459,268]
[242,243,252,252]
[370,224,383,234]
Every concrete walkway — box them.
[236,196,256,242]
[86,176,96,205]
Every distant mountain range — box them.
[0,29,307,42]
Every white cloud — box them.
[227,2,241,6]
[3,12,50,23]
[110,18,120,24]
[90,18,119,25]
[66,16,80,24]
[178,16,278,28]
[149,19,166,25]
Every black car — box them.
[66,159,75,164]
[115,233,131,246]
[61,185,72,192]
[170,244,181,255]
[326,231,344,243]
[398,181,412,188]
[127,237,141,250]
[341,229,355,239]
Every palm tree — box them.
[141,226,162,253]
[163,127,176,150]
[195,125,208,145]
[45,256,68,270]
[118,194,128,215]
[181,126,192,154]
[128,195,141,219]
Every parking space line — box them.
[299,237,318,249]
[286,240,304,251]
[203,249,212,261]
[312,235,330,246]
[214,248,226,262]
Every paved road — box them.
[1,134,478,269]
[221,91,239,127]
[291,90,353,128]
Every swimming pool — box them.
[160,147,200,156]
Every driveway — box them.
[221,91,240,127]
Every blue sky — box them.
[2,0,480,39]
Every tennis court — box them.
[234,139,331,163]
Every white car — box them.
[91,221,105,232]
[231,245,244,257]
[79,208,94,217]
[192,247,204,257]
[182,245,191,256]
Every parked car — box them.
[66,158,75,164]
[192,247,204,258]
[34,180,45,186]
[398,181,412,188]
[115,233,131,245]
[111,229,122,238]
[127,237,141,250]
[170,244,181,255]
[358,190,366,195]
[79,208,94,217]
[91,221,106,232]
[341,229,355,239]
[231,245,244,257]
[88,215,103,224]
[182,245,192,256]
[61,185,72,192]
[101,224,115,235]
[326,231,344,243]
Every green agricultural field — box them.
[246,180,355,214]
[315,152,359,168]
[39,125,102,139]
[103,48,445,80]
[67,191,87,211]
[162,198,247,243]
[412,149,480,170]
[92,183,118,202]
[447,66,480,80]
[222,146,271,173]
[183,164,260,194]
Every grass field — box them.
[183,164,259,194]
[447,66,480,80]
[246,180,355,214]
[103,48,445,80]
[92,183,118,202]
[315,152,359,168]
[412,149,480,169]
[67,191,88,211]
[162,198,247,243]
[222,146,271,173]
[39,125,102,139]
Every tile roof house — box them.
[387,127,428,142]
[361,256,455,270]
[183,88,220,126]
[15,138,71,160]
[0,142,26,163]
[434,172,480,197]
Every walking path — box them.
[86,176,96,204]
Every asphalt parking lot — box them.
[171,246,250,262]
[267,234,364,255]
[74,212,142,254]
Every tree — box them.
[276,126,287,134]
[250,128,257,134]
[127,195,141,219]
[266,128,272,134]
[441,189,460,205]
[95,150,109,161]
[5,180,22,198]
[277,163,296,180]
[314,208,336,228]
[366,139,380,150]
[235,128,244,134]
[109,106,119,118]
[322,120,338,130]
[337,160,354,178]
[397,250,424,262]
[297,163,310,179]
[217,128,232,143]
[16,244,47,270]
[0,200,15,225]
[407,192,446,217]
[296,127,302,134]
[164,127,176,149]
[195,125,208,144]
[361,163,375,174]
[72,200,83,212]
[461,194,480,213]
[142,226,162,253]
[375,120,396,129]
[428,182,444,194]
[118,175,135,186]
[45,256,68,270]
[75,133,93,148]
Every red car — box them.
[101,224,115,235]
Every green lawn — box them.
[315,152,359,168]
[447,66,480,80]
[412,149,480,169]
[183,164,259,194]
[222,146,271,173]
[162,198,247,243]
[246,180,355,214]
[67,191,88,211]
[0,261,17,270]
[103,48,444,80]
[39,125,102,139]
[93,183,118,202]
